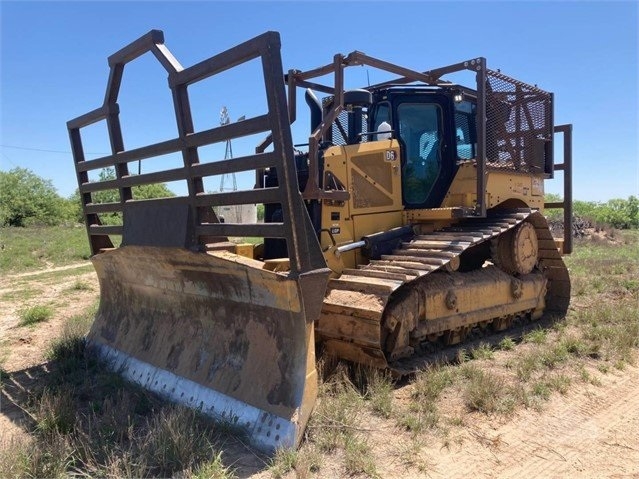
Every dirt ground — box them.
[388,367,639,479]
[0,263,99,442]
[1,263,638,478]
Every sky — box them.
[1,0,637,202]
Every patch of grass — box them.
[559,335,589,357]
[532,374,572,401]
[524,328,548,345]
[0,286,37,302]
[18,304,53,326]
[470,342,494,360]
[565,231,639,298]
[191,451,235,479]
[399,365,455,434]
[0,225,90,273]
[67,279,93,292]
[516,342,573,381]
[620,278,639,292]
[397,407,440,434]
[539,343,570,368]
[34,388,76,436]
[531,380,552,400]
[343,435,378,478]
[574,299,638,365]
[28,264,94,283]
[308,366,365,453]
[566,231,639,268]
[515,350,541,381]
[447,415,466,427]
[578,366,601,386]
[45,300,96,375]
[461,364,516,414]
[356,367,394,419]
[269,448,297,479]
[0,435,74,479]
[456,348,470,363]
[412,366,455,402]
[597,363,610,374]
[294,445,323,479]
[142,407,223,477]
[396,438,431,474]
[547,374,572,394]
[499,337,516,351]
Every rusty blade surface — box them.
[88,246,329,453]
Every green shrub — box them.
[0,168,75,227]
[19,305,53,326]
[546,194,639,229]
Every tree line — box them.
[0,167,266,227]
[545,193,639,230]
[1,167,636,229]
[0,167,173,227]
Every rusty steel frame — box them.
[68,30,324,277]
[545,124,574,254]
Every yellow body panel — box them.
[440,162,545,211]
[321,145,547,246]
[320,140,404,269]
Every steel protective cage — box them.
[261,52,565,221]
[67,30,324,276]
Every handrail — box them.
[546,124,573,254]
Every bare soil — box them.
[0,262,99,442]
[1,263,638,478]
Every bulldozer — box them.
[68,30,572,453]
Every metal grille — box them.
[322,97,368,145]
[485,69,553,173]
[331,109,350,145]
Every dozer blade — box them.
[89,246,328,452]
[67,30,330,452]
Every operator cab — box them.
[368,87,477,209]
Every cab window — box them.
[455,100,476,160]
[397,103,442,205]
[371,102,391,140]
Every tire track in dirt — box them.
[5,261,92,280]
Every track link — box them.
[316,209,571,373]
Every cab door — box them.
[391,95,456,209]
